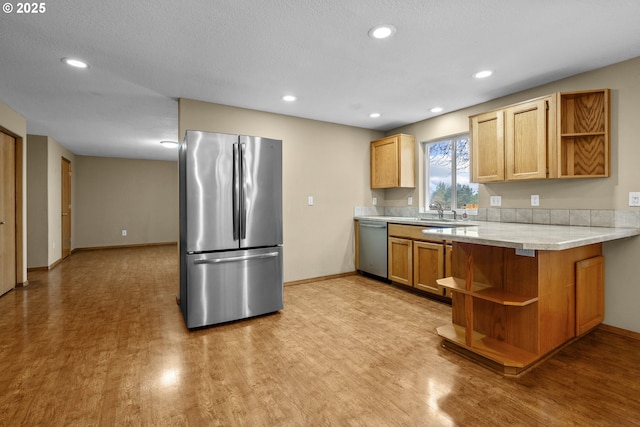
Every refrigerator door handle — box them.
[194,251,280,265]
[232,142,240,241]
[239,142,247,240]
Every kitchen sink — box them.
[414,218,473,227]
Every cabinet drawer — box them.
[388,223,444,242]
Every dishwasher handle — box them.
[359,222,387,229]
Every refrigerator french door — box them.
[179,131,283,329]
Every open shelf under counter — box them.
[436,324,539,369]
[436,276,539,306]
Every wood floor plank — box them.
[0,245,639,426]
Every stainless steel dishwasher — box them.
[358,221,388,279]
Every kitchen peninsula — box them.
[424,222,638,375]
[356,216,639,375]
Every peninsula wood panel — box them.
[576,255,605,335]
[441,241,606,373]
[537,243,602,353]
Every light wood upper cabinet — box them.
[370,134,415,188]
[470,89,609,182]
[471,111,504,182]
[505,96,554,181]
[557,89,610,178]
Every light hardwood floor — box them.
[1,245,639,426]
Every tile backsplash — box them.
[354,206,640,229]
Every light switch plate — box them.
[629,192,640,206]
[372,197,377,206]
[531,195,540,206]
[490,196,502,206]
[308,196,314,206]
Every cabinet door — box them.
[371,136,399,188]
[576,256,605,335]
[505,98,549,180]
[471,111,504,182]
[388,237,412,286]
[413,241,444,295]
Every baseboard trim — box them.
[598,323,640,341]
[15,280,29,288]
[74,242,177,252]
[285,271,357,287]
[27,257,63,272]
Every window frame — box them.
[422,132,476,213]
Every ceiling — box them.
[2,0,640,162]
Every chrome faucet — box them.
[429,202,444,219]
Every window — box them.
[423,133,478,212]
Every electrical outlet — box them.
[408,196,413,206]
[629,192,640,206]
[121,229,127,236]
[307,196,314,206]
[490,196,502,207]
[531,195,540,206]
[372,197,377,206]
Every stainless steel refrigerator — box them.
[179,130,283,329]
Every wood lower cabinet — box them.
[413,241,444,294]
[387,224,448,297]
[388,237,412,286]
[437,241,604,375]
[576,255,605,335]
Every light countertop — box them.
[355,216,640,250]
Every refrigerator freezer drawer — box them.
[185,247,283,328]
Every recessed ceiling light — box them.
[369,113,381,118]
[160,141,179,148]
[368,25,396,39]
[430,107,444,113]
[473,70,493,79]
[61,57,89,69]
[282,95,297,102]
